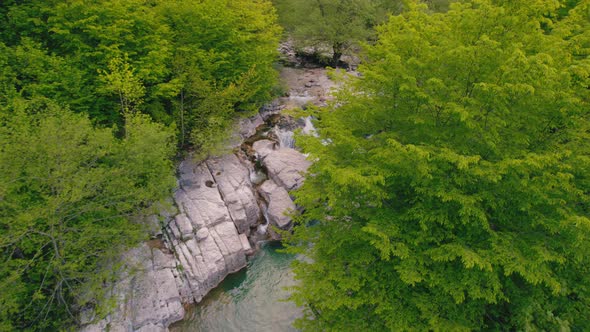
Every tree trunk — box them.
[332,42,343,67]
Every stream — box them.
[170,64,337,332]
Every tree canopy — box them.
[0,0,281,149]
[271,0,449,65]
[288,0,590,330]
[0,0,281,330]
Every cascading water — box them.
[258,207,270,235]
[301,116,318,137]
[273,126,295,148]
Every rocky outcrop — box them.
[81,64,333,332]
[259,180,296,229]
[80,244,183,332]
[252,139,277,159]
[263,148,312,191]
[82,157,256,331]
[206,154,260,235]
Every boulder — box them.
[237,114,264,140]
[206,155,261,234]
[263,148,311,191]
[176,160,231,228]
[252,139,277,159]
[259,180,296,229]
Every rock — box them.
[260,100,283,120]
[80,245,186,332]
[263,148,311,191]
[259,180,296,229]
[252,139,277,159]
[173,214,194,240]
[206,155,261,234]
[237,114,264,140]
[176,160,230,228]
[135,324,167,332]
[196,228,209,241]
[239,233,254,255]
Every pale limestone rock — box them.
[173,214,194,240]
[263,148,311,191]
[207,155,260,234]
[196,228,209,241]
[259,180,296,229]
[252,139,277,159]
[239,233,254,255]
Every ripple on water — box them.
[170,242,302,332]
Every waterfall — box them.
[258,208,270,235]
[301,116,318,137]
[273,126,295,148]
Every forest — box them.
[0,0,589,331]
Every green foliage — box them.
[272,0,450,65]
[0,102,176,331]
[288,0,590,330]
[0,0,281,147]
[0,1,281,330]
[160,0,281,151]
[273,0,388,64]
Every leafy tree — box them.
[288,0,590,330]
[159,0,281,152]
[0,101,176,331]
[0,0,281,143]
[99,55,146,116]
[273,0,385,65]
[272,0,450,65]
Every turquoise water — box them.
[171,242,302,332]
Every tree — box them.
[273,0,383,65]
[159,0,281,153]
[272,0,450,66]
[288,0,590,330]
[0,102,176,331]
[99,55,146,116]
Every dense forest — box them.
[0,0,280,330]
[288,0,590,331]
[0,0,589,331]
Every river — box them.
[170,65,335,332]
[170,242,302,332]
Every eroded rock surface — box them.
[263,148,312,191]
[80,244,184,332]
[206,155,260,235]
[81,157,256,331]
[252,139,277,159]
[259,180,296,229]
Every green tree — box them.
[273,0,384,65]
[159,0,281,152]
[288,0,590,330]
[272,0,450,65]
[0,102,176,331]
[99,55,146,116]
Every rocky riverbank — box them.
[80,64,336,332]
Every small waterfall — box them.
[250,168,267,185]
[258,208,270,235]
[301,116,318,137]
[286,90,314,109]
[273,126,295,148]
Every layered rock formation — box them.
[81,65,333,332]
[81,123,312,332]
